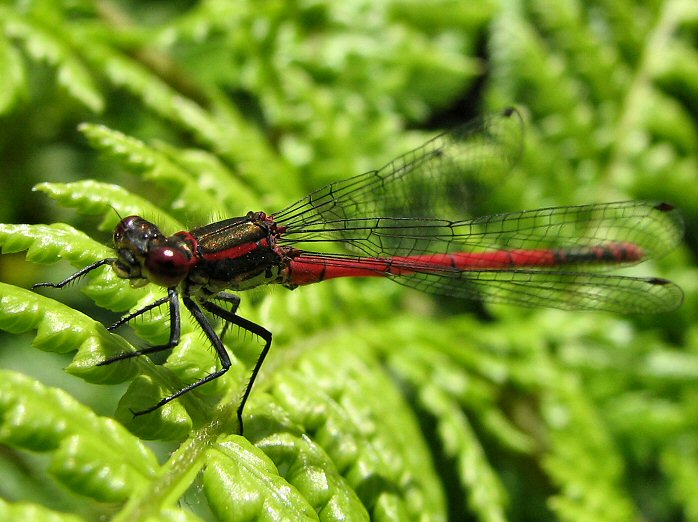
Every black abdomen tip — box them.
[654,202,675,212]
[647,277,671,285]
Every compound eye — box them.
[114,216,142,240]
[145,246,191,287]
[113,216,163,254]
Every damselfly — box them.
[35,108,684,432]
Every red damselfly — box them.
[34,108,684,432]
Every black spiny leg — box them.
[93,287,269,433]
[212,291,241,341]
[200,298,272,435]
[32,258,116,289]
[107,294,172,332]
[98,288,181,366]
[124,294,236,418]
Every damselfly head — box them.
[112,216,165,286]
[113,216,164,254]
[111,215,196,289]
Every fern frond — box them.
[0,7,103,112]
[0,370,158,501]
[0,32,25,114]
[0,1,695,520]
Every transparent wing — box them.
[389,269,683,313]
[272,109,683,313]
[278,201,682,263]
[273,108,523,233]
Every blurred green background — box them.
[0,1,696,521]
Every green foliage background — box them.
[0,1,696,521]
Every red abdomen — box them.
[285,242,645,286]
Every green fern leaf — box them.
[0,1,695,520]
[0,32,25,114]
[0,282,136,377]
[0,370,158,501]
[0,7,103,112]
[203,436,325,521]
[0,498,84,522]
[33,181,183,234]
